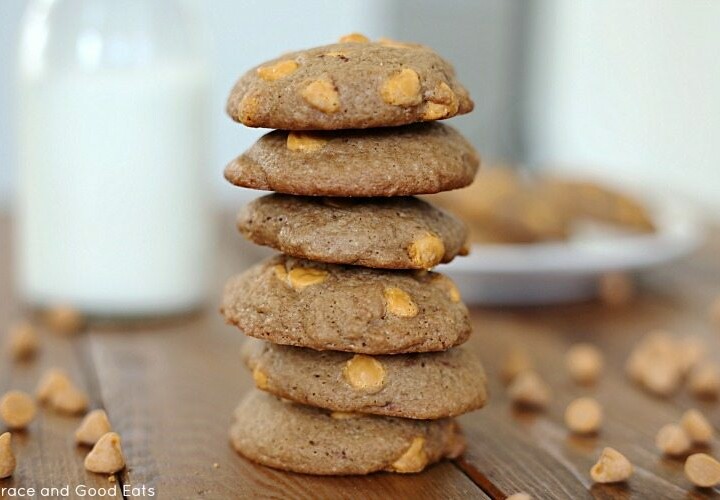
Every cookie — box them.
[224,123,479,197]
[237,194,469,269]
[230,390,465,475]
[226,37,473,130]
[242,338,487,419]
[221,255,471,354]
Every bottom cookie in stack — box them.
[230,391,466,475]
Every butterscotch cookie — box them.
[230,391,465,475]
[242,339,487,419]
[237,195,468,269]
[224,123,479,197]
[226,38,473,130]
[221,255,470,354]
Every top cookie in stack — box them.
[222,34,486,476]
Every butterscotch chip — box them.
[381,68,422,107]
[230,391,461,475]
[564,397,602,435]
[222,255,471,354]
[256,60,298,81]
[0,432,15,479]
[625,331,683,396]
[508,371,550,409]
[0,391,36,429]
[6,321,39,361]
[566,343,603,385]
[598,272,635,306]
[225,123,479,198]
[685,453,720,488]
[407,232,445,269]
[689,363,720,399]
[422,82,459,120]
[226,41,472,129]
[388,437,428,473]
[681,409,714,445]
[238,195,468,269]
[343,355,386,393]
[678,336,705,375]
[76,409,113,446]
[500,348,533,384]
[286,132,328,152]
[35,368,72,403]
[339,33,369,43]
[84,432,125,474]
[383,287,418,318]
[43,305,84,335]
[300,77,340,114]
[590,447,633,483]
[431,275,461,303]
[241,339,487,419]
[656,424,691,456]
[287,267,328,290]
[50,383,89,415]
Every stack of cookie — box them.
[221,34,487,475]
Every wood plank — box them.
[0,215,123,499]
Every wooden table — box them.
[1,213,719,499]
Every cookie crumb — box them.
[84,432,125,474]
[0,432,15,479]
[685,453,720,488]
[590,447,633,483]
[0,390,37,429]
[6,321,39,361]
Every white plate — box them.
[438,198,704,305]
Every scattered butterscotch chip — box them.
[643,362,682,397]
[681,409,714,445]
[590,447,633,483]
[50,383,89,415]
[678,336,705,375]
[625,331,683,396]
[506,494,532,500]
[84,432,125,474]
[564,397,602,435]
[300,77,340,114]
[383,287,419,318]
[0,432,15,479]
[286,131,328,152]
[708,296,720,327]
[343,354,386,393]
[388,437,428,473]
[656,424,692,456]
[43,305,84,335]
[689,362,720,399]
[598,272,635,306]
[36,368,72,403]
[0,390,37,429]
[338,33,369,43]
[256,59,298,81]
[508,371,551,409]
[287,267,328,290]
[381,68,422,107]
[6,321,39,361]
[501,348,533,384]
[108,475,116,482]
[565,343,604,385]
[407,232,445,269]
[685,453,720,488]
[76,409,112,446]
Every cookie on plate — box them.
[224,123,479,197]
[237,194,469,269]
[242,338,487,419]
[226,37,473,130]
[221,255,470,354]
[230,391,465,475]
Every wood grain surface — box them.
[1,212,720,499]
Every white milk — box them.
[16,65,212,315]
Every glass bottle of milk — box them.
[17,0,212,316]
